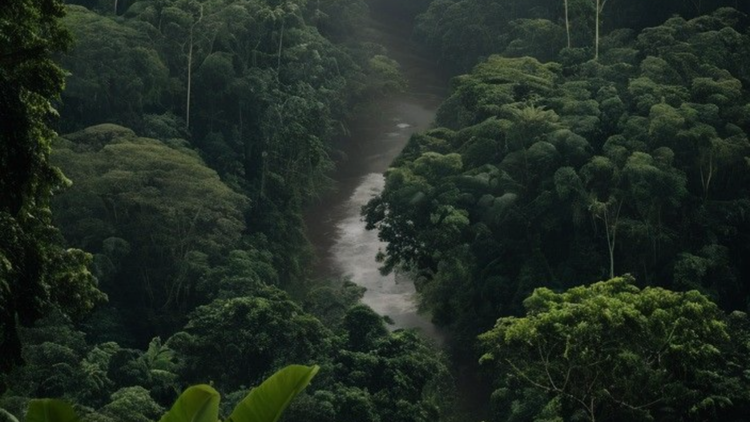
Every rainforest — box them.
[1,0,750,421]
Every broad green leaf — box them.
[0,408,20,422]
[25,399,78,422]
[228,365,319,422]
[159,385,219,422]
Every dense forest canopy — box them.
[363,0,750,420]
[415,0,750,72]
[369,3,750,328]
[1,0,454,421]
[2,0,750,421]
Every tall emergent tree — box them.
[0,0,104,378]
[480,277,750,422]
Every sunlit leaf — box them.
[159,385,219,422]
[26,400,78,422]
[0,408,20,422]
[227,365,319,422]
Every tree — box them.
[368,9,750,352]
[564,0,571,48]
[593,0,609,59]
[0,0,104,377]
[504,19,566,62]
[99,387,164,422]
[579,155,622,278]
[59,6,169,130]
[588,197,621,278]
[1,312,88,402]
[342,305,388,352]
[480,276,742,422]
[166,287,330,391]
[52,124,248,338]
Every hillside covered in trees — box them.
[366,0,750,420]
[1,0,453,421]
[2,0,750,421]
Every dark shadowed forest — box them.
[2,0,750,421]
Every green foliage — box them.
[167,288,330,391]
[366,55,408,95]
[3,312,87,399]
[2,297,454,422]
[284,327,455,422]
[25,400,78,422]
[503,19,566,62]
[227,365,318,422]
[59,6,169,129]
[414,0,750,71]
[301,279,365,328]
[52,124,248,338]
[480,277,748,421]
[343,305,389,351]
[99,387,164,422]
[0,311,181,413]
[4,366,317,422]
[0,409,19,422]
[367,8,750,368]
[13,0,750,420]
[159,385,218,422]
[50,0,409,288]
[0,0,105,377]
[3,1,461,422]
[434,56,558,129]
[414,0,508,71]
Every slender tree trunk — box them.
[604,208,614,278]
[114,0,118,15]
[564,0,571,48]
[601,199,622,279]
[276,18,285,77]
[595,0,609,60]
[186,33,193,128]
[700,151,714,201]
[595,0,600,59]
[185,5,203,129]
[691,0,702,14]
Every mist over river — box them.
[304,11,446,340]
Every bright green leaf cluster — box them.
[7,366,318,422]
[480,277,745,421]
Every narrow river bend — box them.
[305,12,447,341]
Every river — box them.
[303,10,494,421]
[304,12,447,340]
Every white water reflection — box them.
[303,12,447,343]
[332,173,444,342]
